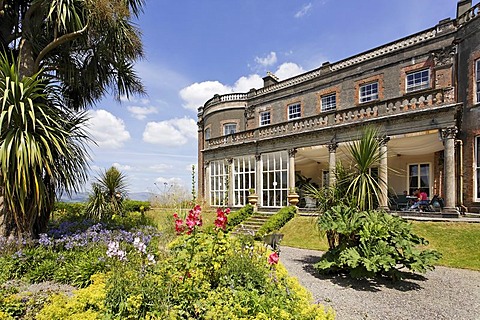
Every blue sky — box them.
[85,0,457,195]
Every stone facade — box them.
[198,1,480,214]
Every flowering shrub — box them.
[0,206,334,319]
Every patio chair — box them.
[395,194,409,211]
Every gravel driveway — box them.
[280,246,480,320]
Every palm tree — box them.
[0,0,146,237]
[0,53,90,238]
[0,0,146,105]
[85,166,128,220]
[344,126,385,211]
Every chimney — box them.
[263,72,279,87]
[457,0,472,19]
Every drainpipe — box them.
[456,139,467,213]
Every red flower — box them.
[268,252,279,265]
[214,207,230,230]
[173,213,185,235]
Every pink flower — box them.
[268,252,279,265]
[173,213,185,235]
[214,207,230,230]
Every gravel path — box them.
[280,246,480,320]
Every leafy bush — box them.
[255,206,297,239]
[123,200,151,213]
[225,204,254,232]
[315,204,441,280]
[53,202,86,220]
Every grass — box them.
[280,216,480,271]
[412,222,480,270]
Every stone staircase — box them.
[231,212,273,236]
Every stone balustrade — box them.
[457,2,480,26]
[204,88,452,149]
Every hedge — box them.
[255,206,296,239]
[225,204,254,232]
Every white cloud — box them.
[294,3,312,18]
[112,162,133,171]
[143,117,197,147]
[254,52,277,67]
[179,75,263,112]
[232,74,263,92]
[274,62,306,80]
[127,106,158,120]
[179,81,231,111]
[179,62,305,111]
[86,110,130,149]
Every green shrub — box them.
[53,202,86,220]
[255,206,297,239]
[225,204,254,232]
[315,204,441,280]
[123,200,151,213]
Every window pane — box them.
[360,82,378,103]
[321,94,336,112]
[288,104,301,119]
[260,111,271,126]
[407,69,430,92]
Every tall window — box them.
[210,160,228,206]
[262,151,288,207]
[321,94,336,112]
[406,69,430,92]
[359,82,378,103]
[233,156,256,206]
[408,163,430,197]
[204,128,211,140]
[476,59,480,103]
[260,111,271,126]
[476,136,480,201]
[223,123,236,135]
[288,103,301,120]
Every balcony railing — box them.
[457,2,480,26]
[205,88,455,149]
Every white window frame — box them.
[407,163,431,197]
[406,69,430,92]
[261,151,288,207]
[475,136,480,201]
[232,156,256,206]
[476,59,480,104]
[260,111,271,126]
[288,103,301,120]
[359,82,378,103]
[209,160,228,206]
[321,93,336,112]
[223,123,237,135]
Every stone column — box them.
[227,158,234,207]
[288,149,297,192]
[441,127,458,216]
[255,154,262,209]
[377,136,390,211]
[328,143,338,187]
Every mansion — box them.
[197,1,480,215]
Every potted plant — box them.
[287,187,300,206]
[248,188,258,206]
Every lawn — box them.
[280,216,480,271]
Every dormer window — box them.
[288,103,301,120]
[406,69,430,92]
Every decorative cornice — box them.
[441,126,458,140]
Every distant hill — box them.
[58,191,155,203]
